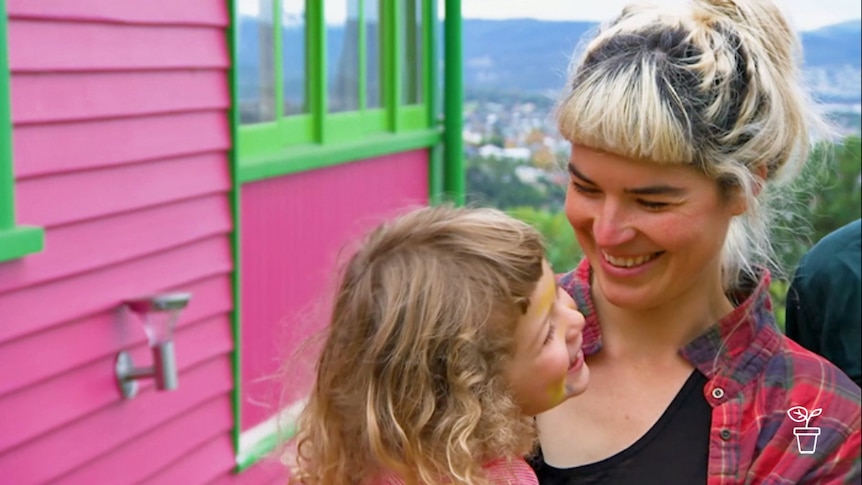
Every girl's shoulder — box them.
[371,458,539,485]
[483,457,539,485]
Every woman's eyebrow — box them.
[567,163,595,184]
[624,185,688,196]
[569,161,687,196]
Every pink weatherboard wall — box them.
[240,150,430,433]
[2,1,272,484]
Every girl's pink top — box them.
[372,457,539,484]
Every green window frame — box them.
[0,0,44,263]
[228,0,444,471]
[235,0,437,183]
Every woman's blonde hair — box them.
[556,0,829,290]
[288,205,546,485]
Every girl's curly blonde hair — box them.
[287,205,546,485]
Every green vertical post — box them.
[443,0,464,204]
[426,0,444,203]
[0,0,44,262]
[0,0,15,230]
[308,0,325,141]
[225,0,244,463]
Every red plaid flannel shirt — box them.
[559,259,861,484]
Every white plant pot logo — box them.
[786,406,822,454]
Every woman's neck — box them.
[591,271,735,362]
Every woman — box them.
[531,0,862,483]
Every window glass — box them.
[238,0,276,123]
[282,0,307,115]
[365,0,382,109]
[327,0,360,112]
[401,0,423,105]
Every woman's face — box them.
[565,144,745,310]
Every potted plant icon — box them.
[786,406,822,454]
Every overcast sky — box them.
[238,0,861,32]
[460,0,861,31]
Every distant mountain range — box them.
[236,16,861,106]
[462,19,862,103]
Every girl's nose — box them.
[559,289,585,340]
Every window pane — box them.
[238,0,276,124]
[365,0,382,109]
[282,0,307,115]
[327,0,360,112]
[401,0,423,105]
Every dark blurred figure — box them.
[786,219,861,387]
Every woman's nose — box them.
[592,201,636,247]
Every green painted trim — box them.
[236,423,297,472]
[308,0,325,142]
[225,0,244,464]
[443,0,465,204]
[426,0,444,202]
[239,128,441,183]
[398,104,428,131]
[0,226,45,261]
[0,0,44,263]
[424,0,436,127]
[238,115,313,158]
[0,0,15,230]
[325,109,387,143]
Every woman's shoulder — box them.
[756,335,860,421]
[740,335,860,482]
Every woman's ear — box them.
[729,188,748,216]
[731,165,768,216]
[752,164,768,197]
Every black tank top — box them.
[530,370,711,485]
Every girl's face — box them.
[505,260,589,416]
[565,144,745,311]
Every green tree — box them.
[507,207,582,271]
[465,156,565,210]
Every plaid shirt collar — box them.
[559,258,781,385]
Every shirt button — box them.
[712,387,725,399]
[720,429,731,440]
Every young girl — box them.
[287,205,589,485]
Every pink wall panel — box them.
[0,316,233,454]
[16,153,230,226]
[8,20,229,72]
[0,359,233,485]
[1,2,240,484]
[12,71,229,124]
[13,112,230,178]
[240,150,430,432]
[208,450,289,485]
[0,194,232,293]
[7,0,229,26]
[56,398,233,485]
[0,236,232,343]
[0,276,232,395]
